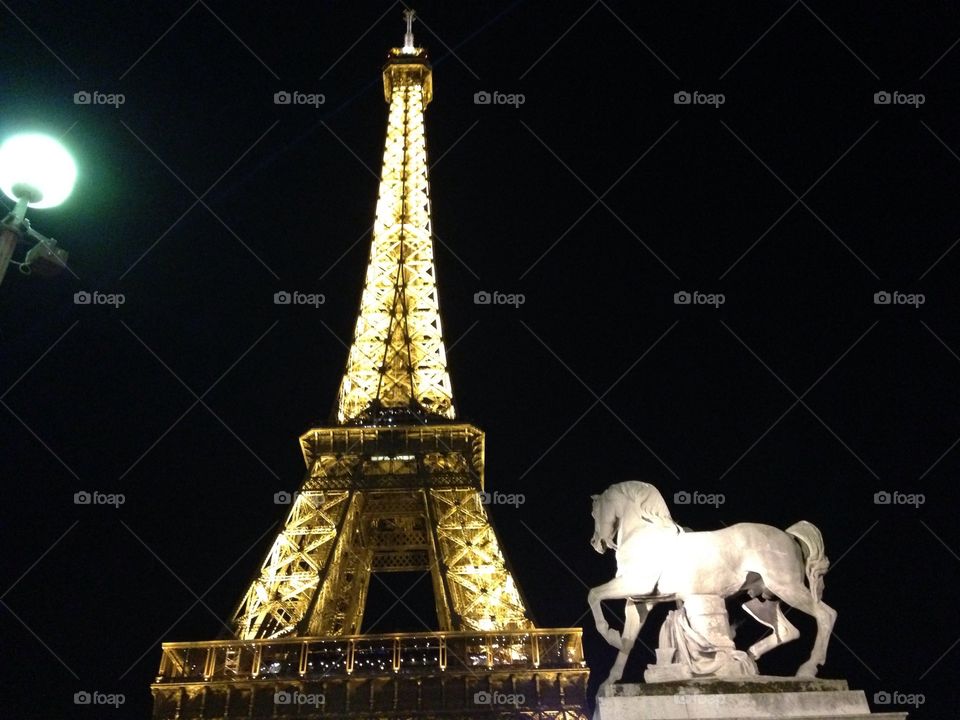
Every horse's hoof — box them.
[795,662,819,678]
[604,629,621,648]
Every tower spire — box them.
[336,13,453,425]
[402,8,416,53]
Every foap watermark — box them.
[274,490,302,505]
[274,290,325,307]
[274,691,325,707]
[473,90,525,108]
[675,694,727,707]
[873,91,924,108]
[479,490,525,508]
[274,90,325,107]
[873,691,925,708]
[474,691,524,707]
[873,290,924,309]
[474,290,525,308]
[74,691,125,708]
[674,290,724,308]
[674,490,725,508]
[874,490,925,508]
[674,90,725,108]
[74,490,125,508]
[74,290,125,308]
[74,90,125,108]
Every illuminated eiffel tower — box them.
[151,12,588,720]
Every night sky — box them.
[1,1,958,718]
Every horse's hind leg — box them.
[799,597,837,677]
[600,599,650,691]
[765,582,837,677]
[742,598,799,660]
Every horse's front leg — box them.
[587,577,631,649]
[599,599,652,691]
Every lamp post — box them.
[0,133,77,286]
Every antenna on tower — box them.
[402,8,416,53]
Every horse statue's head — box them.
[590,490,617,553]
[590,481,676,553]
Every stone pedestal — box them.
[595,678,908,720]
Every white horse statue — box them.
[587,481,836,689]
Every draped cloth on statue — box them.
[646,595,757,682]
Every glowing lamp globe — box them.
[0,133,77,209]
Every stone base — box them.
[594,678,908,719]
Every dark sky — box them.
[1,1,958,718]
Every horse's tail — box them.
[785,520,829,602]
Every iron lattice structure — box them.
[152,15,588,720]
[232,425,532,639]
[337,43,454,424]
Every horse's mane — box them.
[608,481,677,527]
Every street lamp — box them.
[0,133,77,285]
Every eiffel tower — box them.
[151,12,588,720]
